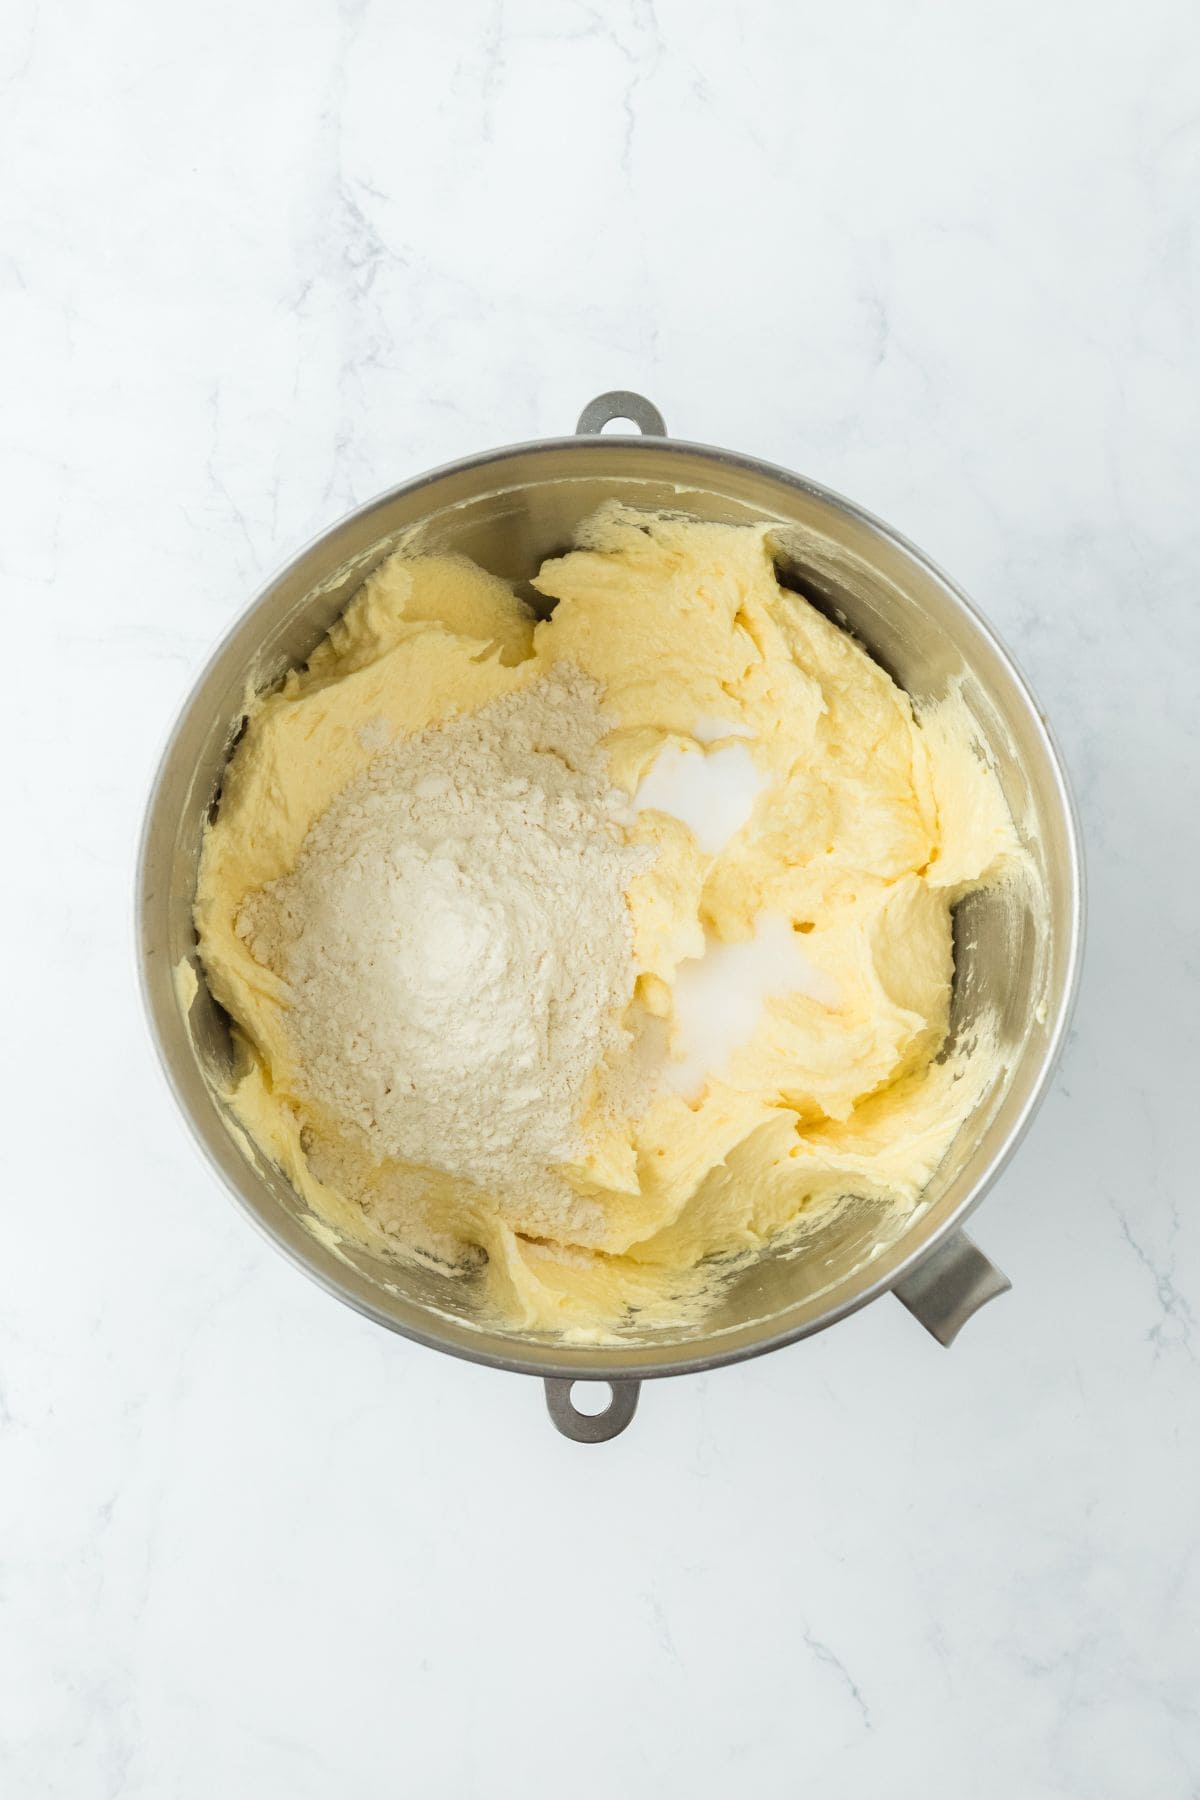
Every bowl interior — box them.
[141,439,1077,1378]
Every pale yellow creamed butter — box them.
[195,506,1022,1334]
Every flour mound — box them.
[237,670,644,1213]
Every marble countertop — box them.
[5,0,1198,1793]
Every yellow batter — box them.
[195,506,1020,1333]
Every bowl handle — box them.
[892,1230,1011,1345]
[545,1377,641,1442]
[576,390,668,437]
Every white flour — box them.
[237,669,646,1216]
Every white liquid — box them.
[691,714,755,744]
[632,740,768,855]
[662,914,839,1099]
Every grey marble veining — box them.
[4,0,1198,1794]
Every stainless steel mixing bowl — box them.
[138,390,1084,1442]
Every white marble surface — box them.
[5,0,1199,1793]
